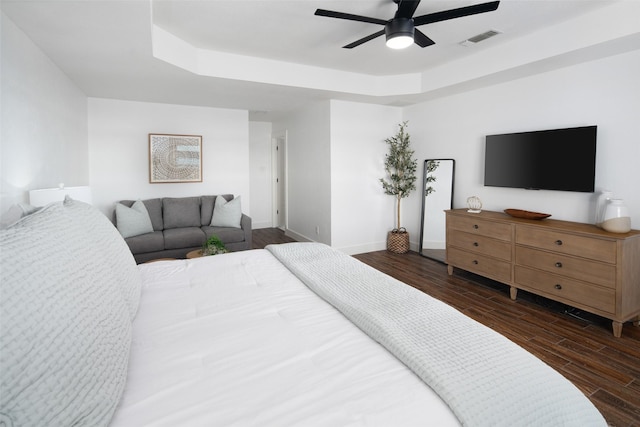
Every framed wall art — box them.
[149,134,202,183]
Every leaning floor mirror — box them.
[419,159,455,263]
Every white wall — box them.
[88,98,250,219]
[403,49,640,236]
[0,12,88,215]
[249,121,273,229]
[271,49,640,254]
[330,100,403,254]
[273,101,331,244]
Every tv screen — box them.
[484,125,597,193]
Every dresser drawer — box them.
[514,266,615,314]
[447,247,511,283]
[447,215,512,241]
[515,246,615,289]
[448,230,511,261]
[516,226,616,263]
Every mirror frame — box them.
[419,159,455,263]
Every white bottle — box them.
[595,190,613,228]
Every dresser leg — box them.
[612,321,623,338]
[447,265,453,276]
[509,286,518,301]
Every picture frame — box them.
[149,133,202,183]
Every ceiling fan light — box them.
[385,18,414,49]
[386,35,413,49]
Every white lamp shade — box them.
[386,35,413,49]
[29,186,92,206]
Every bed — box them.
[0,199,606,426]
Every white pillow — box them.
[210,196,242,228]
[0,203,40,229]
[115,200,154,238]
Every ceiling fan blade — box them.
[314,9,387,26]
[396,0,421,19]
[413,29,435,48]
[343,29,386,49]
[413,1,499,26]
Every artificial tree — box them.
[380,121,417,253]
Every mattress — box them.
[110,249,460,426]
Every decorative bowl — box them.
[504,209,551,220]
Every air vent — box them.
[460,29,501,47]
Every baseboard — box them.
[336,241,387,255]
[284,229,313,243]
[252,221,274,229]
[280,230,420,256]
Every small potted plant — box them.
[380,121,417,253]
[201,234,228,256]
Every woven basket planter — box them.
[387,228,409,254]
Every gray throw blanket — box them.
[267,242,606,427]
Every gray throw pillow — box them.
[210,196,242,228]
[115,200,154,238]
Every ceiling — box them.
[2,0,638,121]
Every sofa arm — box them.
[241,214,252,249]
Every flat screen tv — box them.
[484,125,597,193]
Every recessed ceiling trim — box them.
[151,25,423,97]
[421,1,640,95]
[149,1,640,102]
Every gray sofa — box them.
[117,195,251,263]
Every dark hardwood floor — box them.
[252,228,640,426]
[251,227,296,249]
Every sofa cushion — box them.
[163,227,205,250]
[115,200,154,238]
[163,197,201,229]
[200,194,233,226]
[0,197,140,426]
[210,195,242,228]
[125,230,164,254]
[202,226,246,244]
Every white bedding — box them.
[268,243,606,427]
[111,249,460,427]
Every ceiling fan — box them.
[315,0,500,49]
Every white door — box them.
[272,131,287,230]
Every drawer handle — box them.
[473,242,479,247]
[554,284,562,290]
[555,262,563,268]
[473,224,479,229]
[555,239,563,246]
[473,260,479,265]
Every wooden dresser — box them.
[445,209,640,337]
